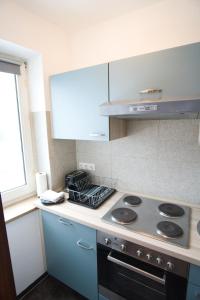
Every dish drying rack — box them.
[66,173,115,209]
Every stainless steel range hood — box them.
[100,97,200,120]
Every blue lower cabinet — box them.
[187,284,200,300]
[189,265,200,286]
[187,264,200,300]
[42,211,98,300]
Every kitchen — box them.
[0,0,200,300]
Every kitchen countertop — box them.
[35,191,200,266]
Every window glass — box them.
[0,71,26,192]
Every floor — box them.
[20,276,86,300]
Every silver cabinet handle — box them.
[77,239,93,250]
[139,88,162,94]
[89,133,106,137]
[107,251,166,285]
[59,218,72,226]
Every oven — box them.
[97,232,189,300]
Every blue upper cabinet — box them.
[42,211,98,300]
[109,43,200,102]
[50,63,126,141]
[50,43,200,140]
[51,64,108,141]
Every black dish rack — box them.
[65,170,115,209]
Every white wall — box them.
[68,0,200,69]
[0,0,70,110]
[6,210,46,295]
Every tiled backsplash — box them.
[76,120,200,204]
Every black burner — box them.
[123,195,142,206]
[157,221,183,238]
[158,203,185,218]
[111,208,137,225]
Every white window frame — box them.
[1,63,36,206]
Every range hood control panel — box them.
[129,104,158,113]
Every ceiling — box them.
[9,0,162,33]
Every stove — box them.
[102,194,190,248]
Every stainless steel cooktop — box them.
[102,194,191,248]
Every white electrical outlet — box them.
[79,162,86,169]
[79,162,95,171]
[87,163,95,171]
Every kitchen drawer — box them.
[187,283,200,300]
[189,265,200,286]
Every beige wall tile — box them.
[111,156,157,195]
[158,119,199,144]
[111,120,159,159]
[51,151,76,190]
[155,160,200,203]
[157,139,200,163]
[76,140,111,155]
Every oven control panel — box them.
[97,231,188,278]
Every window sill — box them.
[4,195,38,224]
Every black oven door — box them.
[97,244,187,300]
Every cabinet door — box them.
[42,211,98,300]
[51,64,109,141]
[72,221,98,300]
[110,43,200,102]
[188,264,200,286]
[187,283,200,300]
[7,210,45,295]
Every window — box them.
[0,60,35,204]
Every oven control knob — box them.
[120,244,126,252]
[136,249,143,257]
[156,257,163,265]
[120,244,126,251]
[104,238,111,245]
[146,253,152,261]
[166,261,174,271]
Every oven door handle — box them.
[107,252,166,285]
